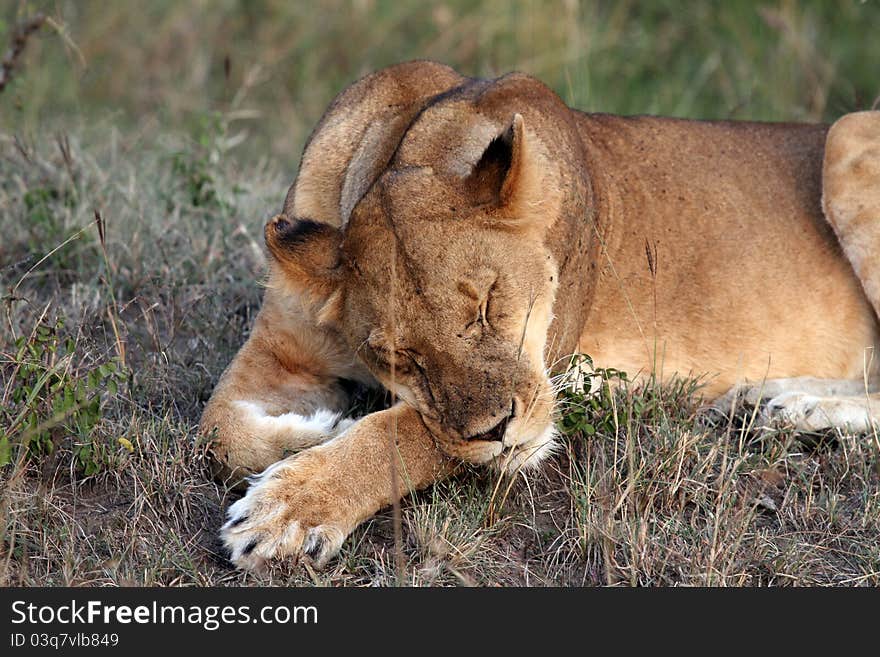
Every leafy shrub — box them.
[557,354,629,438]
[0,317,128,475]
[167,111,238,213]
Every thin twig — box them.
[0,13,47,94]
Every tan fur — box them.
[200,61,880,569]
[822,112,880,320]
[579,116,878,396]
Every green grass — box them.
[3,1,879,163]
[1,0,879,586]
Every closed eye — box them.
[462,281,496,337]
[366,344,418,375]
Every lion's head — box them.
[263,64,594,470]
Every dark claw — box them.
[211,537,235,567]
[304,534,325,560]
[228,515,248,528]
[242,538,259,556]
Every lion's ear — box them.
[264,215,343,306]
[467,114,556,233]
[284,61,466,228]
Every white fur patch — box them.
[761,392,877,433]
[500,422,558,473]
[233,401,352,436]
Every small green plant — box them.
[22,184,85,264]
[167,111,236,213]
[557,354,629,438]
[0,316,127,475]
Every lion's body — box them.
[573,114,877,396]
[199,61,880,569]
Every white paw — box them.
[760,392,824,430]
[760,392,873,433]
[220,456,349,571]
[711,383,781,413]
[711,378,868,416]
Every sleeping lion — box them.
[198,60,880,570]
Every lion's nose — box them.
[465,400,516,442]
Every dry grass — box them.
[1,1,880,587]
[2,134,879,587]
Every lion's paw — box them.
[708,382,786,415]
[759,392,872,433]
[221,454,351,571]
[759,392,823,430]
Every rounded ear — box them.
[264,215,342,304]
[466,113,559,235]
[466,113,524,205]
[499,114,531,206]
[284,61,467,228]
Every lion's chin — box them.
[492,419,558,473]
[424,415,558,470]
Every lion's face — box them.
[266,113,563,467]
[339,167,558,465]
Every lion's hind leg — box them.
[709,376,880,434]
[719,113,880,435]
[758,390,880,433]
[823,110,880,319]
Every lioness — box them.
[199,61,880,570]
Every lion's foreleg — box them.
[221,403,453,569]
[199,329,373,487]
